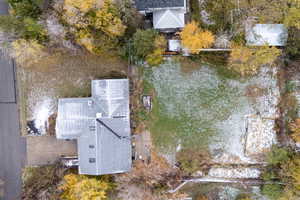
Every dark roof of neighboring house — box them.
[135,0,185,11]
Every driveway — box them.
[0,52,26,200]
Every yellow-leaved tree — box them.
[91,0,126,37]
[284,0,300,29]
[289,119,300,143]
[180,21,215,54]
[63,0,126,54]
[228,44,281,76]
[60,174,114,200]
[64,0,97,13]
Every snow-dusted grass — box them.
[144,59,279,164]
[144,60,240,152]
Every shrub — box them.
[284,7,300,29]
[261,184,284,200]
[289,119,300,143]
[145,35,167,66]
[266,146,291,166]
[132,29,159,59]
[22,17,48,42]
[180,21,215,54]
[146,49,164,66]
[0,16,47,43]
[263,146,300,199]
[228,45,281,76]
[0,15,23,34]
[285,28,300,58]
[60,174,114,200]
[280,157,300,191]
[131,29,166,66]
[8,0,42,19]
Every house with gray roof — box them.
[135,0,187,31]
[55,79,132,175]
[246,24,288,46]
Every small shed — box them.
[168,39,182,52]
[246,24,288,46]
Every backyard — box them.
[141,57,280,172]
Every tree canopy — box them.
[228,45,281,76]
[180,21,215,54]
[60,174,114,200]
[62,0,126,54]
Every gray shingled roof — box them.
[56,79,131,175]
[135,0,185,11]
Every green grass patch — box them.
[143,61,241,153]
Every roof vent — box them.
[96,113,102,118]
[88,100,93,106]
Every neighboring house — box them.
[246,24,288,46]
[135,0,187,31]
[55,79,132,175]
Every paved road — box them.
[1,2,27,200]
[0,53,16,103]
[0,0,8,15]
[0,52,26,200]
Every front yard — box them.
[17,52,128,136]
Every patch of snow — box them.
[218,186,241,200]
[46,16,65,38]
[32,97,53,134]
[208,167,261,179]
[245,115,277,159]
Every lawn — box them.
[143,58,279,166]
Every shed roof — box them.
[56,79,131,175]
[135,0,185,11]
[246,24,288,46]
